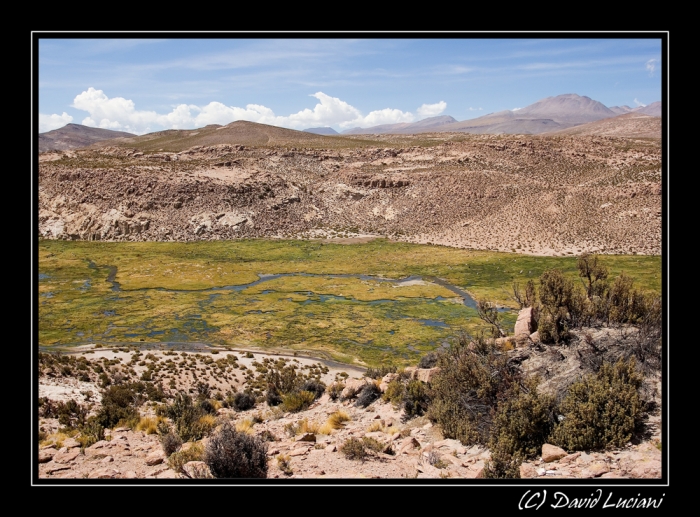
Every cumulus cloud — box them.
[511,107,522,111]
[416,101,446,118]
[68,87,423,134]
[73,87,161,134]
[468,107,483,111]
[634,98,646,107]
[646,58,658,76]
[39,112,73,133]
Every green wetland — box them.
[38,239,661,367]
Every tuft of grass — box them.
[366,421,384,433]
[168,442,205,475]
[276,454,293,476]
[136,416,165,435]
[235,418,255,435]
[319,410,350,435]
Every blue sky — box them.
[36,35,664,135]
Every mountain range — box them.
[39,94,662,152]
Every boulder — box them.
[514,307,533,345]
[542,443,567,463]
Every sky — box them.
[36,34,664,135]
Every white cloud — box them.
[511,107,522,111]
[417,101,446,118]
[646,58,657,76]
[39,112,73,133]
[468,107,483,111]
[73,87,160,134]
[68,88,419,133]
[633,98,646,107]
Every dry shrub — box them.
[204,422,268,478]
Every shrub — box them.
[76,417,104,449]
[265,384,283,407]
[168,442,204,475]
[487,377,556,460]
[281,390,316,413]
[95,384,142,429]
[366,365,397,380]
[355,383,382,408]
[156,393,212,442]
[277,454,293,476]
[402,380,430,419]
[232,392,256,412]
[382,379,405,407]
[204,422,268,478]
[340,437,367,461]
[427,333,523,445]
[339,437,385,461]
[300,379,326,400]
[326,382,344,401]
[161,431,183,456]
[418,352,439,369]
[550,359,644,451]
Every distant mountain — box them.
[635,101,661,117]
[39,124,136,152]
[303,127,339,135]
[608,102,662,118]
[341,115,458,135]
[609,105,635,115]
[432,94,618,135]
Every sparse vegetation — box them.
[204,422,268,478]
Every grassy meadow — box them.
[37,238,661,367]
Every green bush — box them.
[427,333,523,445]
[156,393,212,442]
[281,390,316,413]
[95,383,142,429]
[488,379,556,460]
[382,379,405,407]
[550,359,644,451]
[205,422,268,478]
[402,379,430,419]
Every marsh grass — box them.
[39,239,660,367]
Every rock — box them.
[340,378,368,400]
[529,331,541,344]
[514,307,533,345]
[38,449,55,463]
[182,461,214,479]
[53,449,80,464]
[520,463,538,478]
[584,462,610,477]
[295,433,316,442]
[411,367,441,383]
[542,443,567,463]
[145,450,165,466]
[89,468,121,479]
[63,437,81,449]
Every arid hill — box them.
[38,128,662,256]
[543,112,661,139]
[101,120,367,153]
[39,124,136,152]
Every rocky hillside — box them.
[37,321,661,480]
[38,132,662,256]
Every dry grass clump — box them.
[318,410,350,435]
[136,416,166,435]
